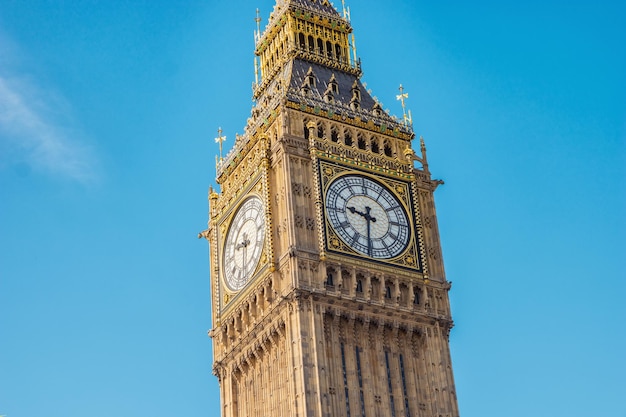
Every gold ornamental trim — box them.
[287,101,413,141]
[313,149,415,182]
[317,159,423,273]
[215,175,272,315]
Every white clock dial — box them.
[223,196,266,291]
[325,175,410,259]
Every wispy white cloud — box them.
[0,36,100,184]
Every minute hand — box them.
[347,206,377,256]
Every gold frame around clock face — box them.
[319,160,422,271]
[222,195,266,292]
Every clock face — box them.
[325,175,410,259]
[223,196,266,291]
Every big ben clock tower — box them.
[200,1,460,416]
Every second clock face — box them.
[223,196,266,291]
[325,175,410,259]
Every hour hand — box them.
[235,233,250,250]
[348,206,377,223]
[347,206,364,216]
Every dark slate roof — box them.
[285,59,406,130]
[290,59,374,107]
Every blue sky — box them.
[0,1,624,416]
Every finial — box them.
[420,136,430,174]
[351,32,358,66]
[253,10,261,86]
[341,0,350,21]
[209,185,219,200]
[254,9,262,43]
[396,84,413,128]
[215,127,227,163]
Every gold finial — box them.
[253,9,261,86]
[396,84,413,128]
[341,0,350,20]
[254,8,262,43]
[215,127,226,163]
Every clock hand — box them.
[242,245,247,274]
[347,206,364,216]
[236,233,251,274]
[347,206,377,223]
[364,207,374,256]
[347,206,377,256]
[235,233,251,250]
[364,206,377,223]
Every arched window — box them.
[304,121,310,140]
[357,135,366,150]
[344,131,353,146]
[384,142,393,157]
[317,38,324,55]
[299,33,306,49]
[326,41,333,58]
[326,269,335,287]
[331,128,339,142]
[317,124,325,139]
[335,44,342,61]
[308,35,315,52]
[305,68,316,88]
[371,139,380,153]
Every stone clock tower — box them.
[200,1,460,416]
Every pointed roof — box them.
[287,59,402,127]
[288,0,342,16]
